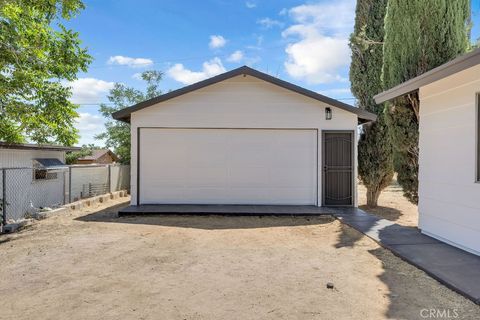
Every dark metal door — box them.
[323,132,353,206]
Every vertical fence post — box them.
[68,166,72,204]
[62,169,66,205]
[107,164,111,193]
[2,169,6,226]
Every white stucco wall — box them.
[130,75,359,206]
[419,64,480,255]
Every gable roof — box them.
[78,149,119,161]
[112,66,376,124]
[374,48,480,104]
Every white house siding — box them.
[0,149,65,168]
[418,64,480,255]
[0,149,66,221]
[130,75,359,206]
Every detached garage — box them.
[113,66,375,207]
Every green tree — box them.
[96,71,163,164]
[0,0,91,145]
[382,0,471,204]
[350,0,393,207]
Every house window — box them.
[32,158,64,181]
[34,169,58,181]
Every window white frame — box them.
[477,93,480,182]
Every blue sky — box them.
[68,0,480,146]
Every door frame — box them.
[137,127,319,206]
[321,130,355,207]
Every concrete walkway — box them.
[330,208,480,305]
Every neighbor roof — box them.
[112,66,376,123]
[0,142,81,152]
[374,48,480,104]
[77,149,119,161]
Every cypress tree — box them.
[350,0,393,207]
[382,0,471,204]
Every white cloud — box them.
[245,1,256,8]
[209,35,227,49]
[227,50,244,63]
[282,0,355,84]
[257,17,284,29]
[69,78,115,104]
[246,35,264,50]
[167,57,226,85]
[75,112,106,146]
[279,8,288,16]
[108,55,153,68]
[132,72,142,80]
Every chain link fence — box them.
[0,164,129,225]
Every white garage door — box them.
[139,128,317,205]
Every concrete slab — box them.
[389,243,480,267]
[339,219,441,245]
[119,204,335,216]
[331,208,480,305]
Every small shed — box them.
[375,48,480,256]
[0,142,80,221]
[113,66,375,207]
[75,149,119,165]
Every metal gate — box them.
[322,131,354,206]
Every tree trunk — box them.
[366,188,381,207]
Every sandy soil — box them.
[1,198,478,320]
[358,180,419,227]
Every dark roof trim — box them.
[0,142,81,151]
[112,66,376,123]
[374,48,480,104]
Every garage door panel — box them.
[139,128,317,205]
[189,152,227,167]
[182,187,230,202]
[147,178,184,188]
[228,147,272,166]
[186,167,228,187]
[189,140,228,166]
[267,187,315,204]
[269,167,314,187]
[141,187,186,202]
[227,167,270,187]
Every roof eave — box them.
[0,142,81,152]
[374,48,480,104]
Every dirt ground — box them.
[358,180,419,227]
[1,198,479,320]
